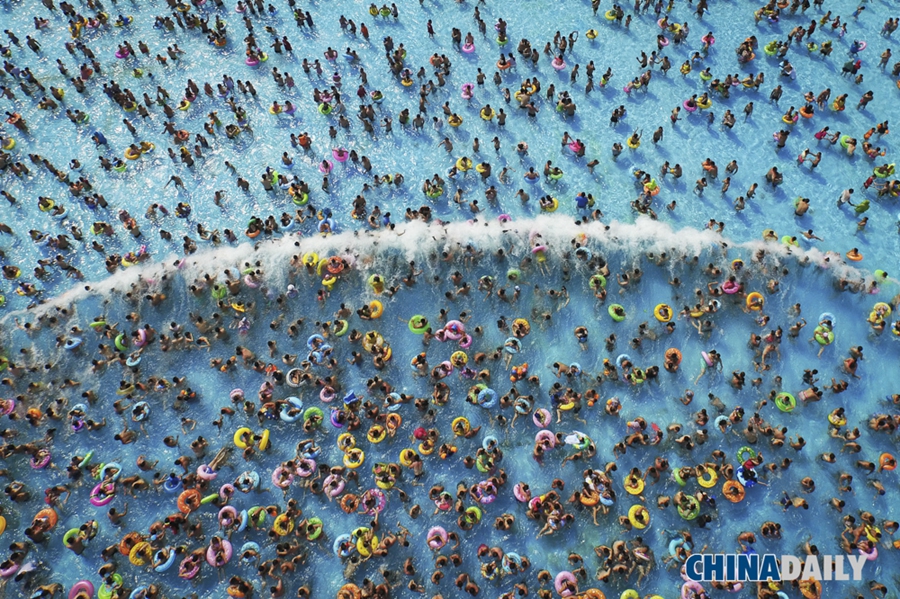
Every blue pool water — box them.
[0,0,899,598]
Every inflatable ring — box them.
[736,446,757,464]
[332,320,349,337]
[814,326,834,346]
[654,303,672,322]
[605,10,616,20]
[828,412,847,427]
[879,453,896,471]
[540,198,559,213]
[627,504,649,529]
[746,292,764,311]
[608,304,626,322]
[367,424,386,444]
[775,392,796,413]
[368,300,383,318]
[677,496,701,520]
[337,432,356,452]
[34,508,58,530]
[233,427,254,449]
[408,316,429,334]
[272,513,294,536]
[722,479,745,503]
[343,448,365,469]
[624,475,644,496]
[338,584,362,599]
[697,466,718,489]
[98,574,123,599]
[873,164,895,179]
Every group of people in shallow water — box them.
[2,0,900,598]
[6,217,900,599]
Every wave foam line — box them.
[1,215,882,324]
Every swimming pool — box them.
[0,0,898,598]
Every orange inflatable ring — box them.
[385,412,402,431]
[880,453,896,471]
[337,584,362,599]
[177,488,202,513]
[33,508,58,529]
[118,531,144,555]
[722,479,745,503]
[665,347,682,366]
[799,579,822,599]
[340,493,359,513]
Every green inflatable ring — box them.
[774,392,796,413]
[677,496,701,520]
[333,319,349,337]
[98,574,124,599]
[608,304,626,322]
[408,316,429,334]
[737,446,757,464]
[114,333,128,352]
[306,516,324,540]
[62,527,81,547]
[303,406,324,427]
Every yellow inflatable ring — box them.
[367,424,386,444]
[273,513,294,536]
[399,448,417,467]
[628,504,650,529]
[258,429,270,451]
[233,427,254,450]
[129,541,152,566]
[418,442,435,455]
[654,303,672,322]
[697,466,718,488]
[343,448,365,469]
[302,252,319,267]
[452,417,471,436]
[746,292,764,311]
[337,432,356,451]
[624,475,644,495]
[356,532,378,557]
[368,300,383,318]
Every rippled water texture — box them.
[0,0,899,598]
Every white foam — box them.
[1,215,880,324]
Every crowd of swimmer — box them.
[2,0,900,308]
[0,0,899,598]
[1,221,899,599]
